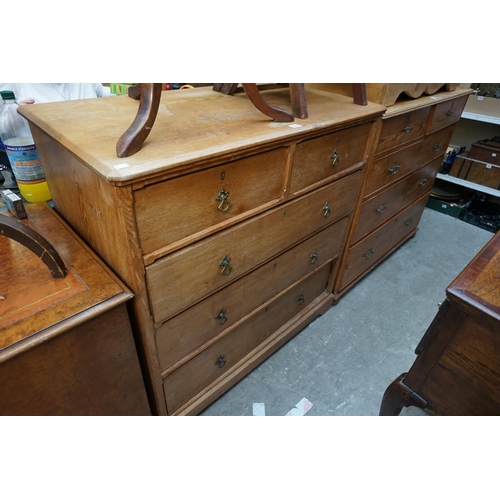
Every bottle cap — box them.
[0,90,15,100]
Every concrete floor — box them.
[200,208,494,416]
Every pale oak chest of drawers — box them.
[333,87,472,298]
[20,87,385,415]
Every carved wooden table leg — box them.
[116,83,163,158]
[379,373,427,416]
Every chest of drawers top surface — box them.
[19,87,385,184]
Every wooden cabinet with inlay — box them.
[334,87,472,299]
[20,87,385,415]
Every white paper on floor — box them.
[285,397,313,416]
[252,402,266,416]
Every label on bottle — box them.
[3,137,45,182]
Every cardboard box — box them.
[463,94,500,119]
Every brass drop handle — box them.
[215,309,228,325]
[419,178,428,187]
[405,217,414,227]
[330,149,340,166]
[446,110,454,116]
[376,203,387,215]
[298,294,305,305]
[389,163,401,175]
[219,256,232,275]
[364,248,374,260]
[402,125,412,133]
[216,188,231,212]
[310,250,318,264]
[433,142,441,151]
[323,202,331,218]
[216,355,226,369]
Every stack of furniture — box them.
[18,84,472,415]
[20,87,385,415]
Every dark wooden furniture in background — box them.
[380,230,500,416]
[20,87,385,415]
[0,203,151,416]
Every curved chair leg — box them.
[379,373,427,416]
[242,83,295,122]
[116,83,163,158]
[0,213,67,279]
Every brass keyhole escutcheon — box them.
[219,256,232,275]
[216,188,231,212]
[216,355,226,369]
[330,149,339,167]
[419,178,428,187]
[402,125,412,133]
[389,163,401,175]
[433,143,441,151]
[376,203,387,215]
[364,248,374,260]
[323,202,331,218]
[310,250,318,264]
[298,294,305,305]
[215,309,228,325]
[405,217,414,227]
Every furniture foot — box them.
[241,83,295,122]
[116,83,163,158]
[379,373,427,416]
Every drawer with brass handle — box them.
[376,107,430,155]
[135,147,287,257]
[363,140,422,199]
[353,158,440,244]
[147,171,361,323]
[418,124,456,164]
[162,264,331,414]
[427,94,468,134]
[155,218,348,371]
[341,195,429,290]
[290,122,371,194]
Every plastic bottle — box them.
[0,98,18,189]
[0,90,51,202]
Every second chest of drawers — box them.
[334,87,471,299]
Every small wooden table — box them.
[380,230,499,416]
[0,202,151,416]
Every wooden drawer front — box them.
[342,195,428,289]
[376,107,430,155]
[428,95,468,134]
[419,124,456,165]
[147,171,361,323]
[135,148,287,255]
[353,158,439,243]
[363,141,422,199]
[289,122,371,193]
[163,265,331,414]
[155,219,347,371]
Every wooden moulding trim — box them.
[171,292,334,416]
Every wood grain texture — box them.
[20,88,385,415]
[0,203,150,416]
